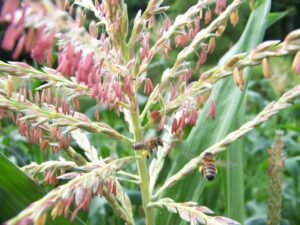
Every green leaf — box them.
[157,1,271,224]
[0,153,85,225]
[267,11,289,28]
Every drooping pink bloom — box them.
[124,74,133,99]
[144,78,154,95]
[205,8,212,24]
[158,115,167,131]
[164,17,170,32]
[0,0,19,22]
[31,27,55,64]
[215,0,227,15]
[171,118,179,134]
[12,34,26,59]
[141,32,150,60]
[76,53,94,84]
[196,50,208,70]
[194,16,201,36]
[162,40,172,61]
[1,7,26,51]
[206,99,216,120]
[180,69,192,82]
[25,28,36,53]
[188,108,198,126]
[150,110,161,122]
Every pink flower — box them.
[196,50,208,70]
[141,32,150,60]
[158,115,167,131]
[188,109,198,126]
[76,53,94,84]
[215,0,227,15]
[57,44,82,77]
[205,9,212,24]
[206,100,216,120]
[1,7,26,51]
[31,28,55,64]
[144,78,154,95]
[0,0,18,22]
[171,118,179,134]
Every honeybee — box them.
[132,137,164,158]
[199,152,217,181]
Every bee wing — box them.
[216,160,236,168]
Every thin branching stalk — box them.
[154,84,300,198]
[0,89,132,143]
[138,0,217,75]
[161,0,243,83]
[144,29,300,127]
[148,198,239,225]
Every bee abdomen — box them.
[132,143,145,150]
[203,164,216,181]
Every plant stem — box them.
[130,110,155,225]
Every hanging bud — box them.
[262,58,272,79]
[207,37,216,54]
[51,201,64,220]
[89,21,98,38]
[204,8,212,24]
[144,78,154,95]
[188,109,198,126]
[217,21,227,36]
[233,67,244,90]
[171,118,179,134]
[95,106,100,121]
[34,213,48,225]
[158,115,167,131]
[230,9,239,27]
[40,139,49,152]
[150,110,161,122]
[6,75,13,98]
[206,99,216,120]
[292,50,300,75]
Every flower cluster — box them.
[148,198,240,225]
[6,157,136,225]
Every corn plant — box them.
[0,0,299,225]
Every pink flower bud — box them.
[205,9,212,24]
[188,109,198,126]
[158,115,167,131]
[206,100,216,120]
[144,78,154,95]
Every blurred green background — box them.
[0,1,300,225]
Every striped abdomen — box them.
[132,142,146,150]
[203,163,216,181]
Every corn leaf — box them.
[157,1,271,224]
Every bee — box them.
[199,152,217,181]
[132,137,164,158]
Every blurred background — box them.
[0,1,300,225]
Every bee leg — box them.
[142,150,150,158]
[198,165,203,174]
